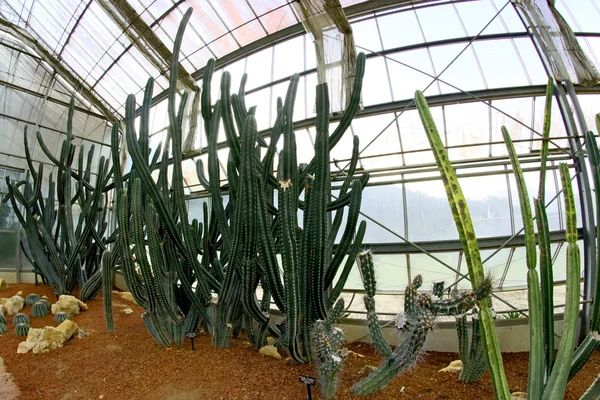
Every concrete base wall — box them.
[0,271,37,284]
[341,317,564,353]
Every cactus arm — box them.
[503,127,544,399]
[328,220,366,307]
[585,128,600,332]
[580,373,600,400]
[569,332,600,380]
[219,72,241,167]
[536,79,556,375]
[306,83,330,321]
[325,179,364,288]
[201,58,215,143]
[255,169,286,313]
[542,164,581,400]
[325,135,360,246]
[351,315,429,395]
[415,90,510,400]
[102,250,115,332]
[535,197,555,372]
[363,295,392,356]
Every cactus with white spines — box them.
[312,299,347,400]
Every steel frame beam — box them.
[511,1,597,338]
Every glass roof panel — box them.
[416,4,465,42]
[555,0,600,32]
[429,44,487,94]
[377,9,423,50]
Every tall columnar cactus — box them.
[415,90,510,399]
[101,250,114,332]
[195,32,368,357]
[503,87,600,397]
[4,100,111,298]
[108,9,215,346]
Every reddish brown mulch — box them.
[0,283,599,400]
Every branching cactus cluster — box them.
[193,18,368,357]
[311,299,347,400]
[353,250,492,395]
[106,8,369,355]
[502,81,600,399]
[105,9,209,346]
[4,100,111,299]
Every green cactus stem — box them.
[351,307,432,395]
[457,311,487,383]
[541,164,581,400]
[580,373,600,400]
[0,314,5,324]
[503,127,544,399]
[101,250,115,332]
[312,302,346,400]
[415,90,510,400]
[0,323,6,334]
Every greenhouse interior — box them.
[0,0,599,398]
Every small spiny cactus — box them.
[0,313,6,325]
[38,299,50,310]
[32,301,49,317]
[0,323,7,334]
[25,293,41,306]
[13,313,30,325]
[54,312,69,323]
[15,323,30,337]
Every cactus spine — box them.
[415,90,510,399]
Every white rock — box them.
[51,295,87,318]
[259,345,281,360]
[121,308,133,314]
[0,278,8,291]
[5,296,24,315]
[17,342,35,354]
[439,359,463,373]
[511,392,527,399]
[117,292,137,305]
[41,295,48,300]
[15,291,22,296]
[18,320,79,354]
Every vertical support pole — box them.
[511,1,596,340]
